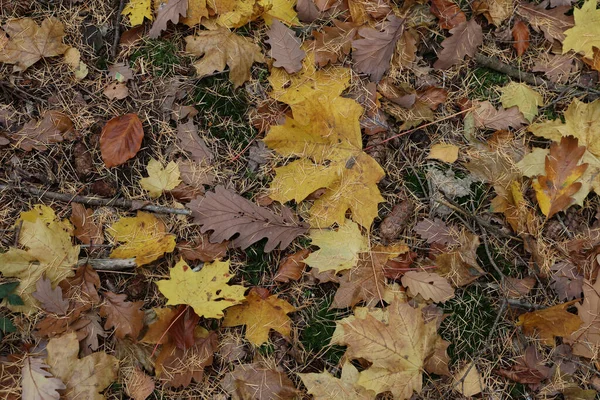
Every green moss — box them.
[130,39,182,76]
[470,67,509,100]
[241,242,273,286]
[404,168,429,199]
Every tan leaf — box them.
[103,82,129,100]
[518,300,582,346]
[332,251,387,308]
[299,362,375,400]
[185,29,265,88]
[518,2,573,43]
[401,271,455,303]
[0,18,69,71]
[428,143,459,163]
[414,218,459,246]
[125,367,155,400]
[471,100,528,130]
[472,0,512,26]
[313,20,358,67]
[532,53,574,84]
[21,356,65,400]
[13,111,73,152]
[108,62,134,82]
[266,20,306,74]
[566,279,600,358]
[430,0,466,29]
[99,114,144,168]
[221,362,298,400]
[32,275,69,315]
[178,234,229,262]
[505,276,536,298]
[176,120,213,163]
[512,20,530,56]
[453,362,485,397]
[70,203,103,247]
[434,19,482,69]
[99,291,144,340]
[148,0,189,38]
[433,231,485,287]
[274,248,310,282]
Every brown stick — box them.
[0,183,192,216]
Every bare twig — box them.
[0,183,192,215]
[78,258,137,270]
[112,0,127,58]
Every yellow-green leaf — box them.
[140,158,181,198]
[563,0,600,58]
[500,82,544,123]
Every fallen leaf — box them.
[434,19,483,69]
[178,234,228,262]
[428,143,459,163]
[0,18,69,71]
[500,82,544,123]
[453,362,485,397]
[274,249,310,282]
[297,0,321,22]
[518,300,582,345]
[0,205,78,313]
[414,218,459,246]
[176,120,213,163]
[99,291,144,340]
[433,231,485,287]
[298,362,375,400]
[518,2,573,43]
[108,211,176,266]
[188,186,308,252]
[122,0,154,26]
[563,0,600,58]
[21,356,65,400]
[332,251,389,308]
[13,111,73,152]
[221,362,298,400]
[550,261,584,301]
[170,305,200,350]
[532,53,574,84]
[100,114,144,168]
[223,287,295,345]
[430,0,466,29]
[32,275,69,315]
[185,29,265,88]
[495,345,551,384]
[141,307,179,344]
[149,0,189,38]
[125,367,155,400]
[156,258,246,318]
[401,271,455,303]
[181,0,210,26]
[512,20,530,56]
[417,87,448,110]
[532,136,587,218]
[472,0,512,26]
[140,158,181,198]
[103,82,129,100]
[60,264,101,305]
[471,100,528,130]
[46,332,119,400]
[70,203,103,247]
[261,0,300,26]
[313,20,358,67]
[505,276,537,298]
[304,220,369,273]
[567,278,600,358]
[352,14,404,81]
[266,20,305,74]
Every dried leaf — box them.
[430,0,466,29]
[223,288,295,345]
[0,18,69,71]
[472,0,512,26]
[567,278,600,358]
[73,310,107,354]
[14,111,73,152]
[453,363,485,396]
[313,20,358,67]
[139,158,181,198]
[518,300,582,345]
[500,82,544,123]
[99,114,144,168]
[505,276,536,298]
[512,20,530,57]
[181,0,210,26]
[266,20,306,73]
[332,251,387,308]
[299,362,375,400]
[60,264,101,305]
[185,29,265,88]
[352,15,404,81]
[274,249,310,282]
[434,19,482,70]
[188,186,308,252]
[532,136,587,218]
[428,143,459,163]
[433,231,485,287]
[471,100,528,130]
[414,218,459,246]
[550,261,584,301]
[122,0,154,26]
[176,120,213,163]
[178,235,228,262]
[518,2,573,43]
[99,291,144,340]
[532,53,574,84]
[221,362,297,400]
[125,367,155,400]
[401,271,455,303]
[21,357,65,400]
[416,87,448,110]
[563,0,600,58]
[170,306,200,350]
[296,0,321,22]
[148,0,188,39]
[32,275,69,315]
[70,203,103,247]
[103,82,129,100]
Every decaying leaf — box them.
[46,332,119,400]
[221,362,298,400]
[401,271,455,303]
[99,291,144,340]
[108,211,176,266]
[266,20,305,73]
[433,231,485,287]
[453,362,485,397]
[0,18,69,71]
[60,264,101,305]
[352,14,404,81]
[313,20,358,67]
[434,19,482,69]
[148,0,188,38]
[299,362,375,400]
[518,300,582,345]
[140,158,181,198]
[176,120,213,163]
[567,278,600,358]
[430,0,466,30]
[223,287,295,345]
[185,29,265,88]
[188,186,308,252]
[472,0,512,26]
[518,2,573,43]
[13,111,73,152]
[331,251,388,308]
[21,356,65,400]
[156,258,246,318]
[100,114,144,168]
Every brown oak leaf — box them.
[32,275,69,315]
[178,234,229,262]
[550,261,584,301]
[274,248,310,282]
[471,100,528,130]
[13,111,73,152]
[188,186,308,252]
[149,0,189,39]
[430,0,466,29]
[99,291,144,340]
[532,53,574,84]
[401,271,455,303]
[414,218,459,246]
[518,2,573,43]
[266,20,306,74]
[59,264,101,305]
[70,203,103,247]
[99,113,144,168]
[313,20,358,67]
[433,19,482,70]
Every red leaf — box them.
[100,114,144,168]
[170,306,200,350]
[512,20,530,57]
[430,0,466,30]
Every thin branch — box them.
[111,0,127,59]
[78,258,137,270]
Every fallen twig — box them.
[111,0,127,59]
[78,258,136,270]
[0,183,192,215]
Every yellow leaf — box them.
[517,300,583,346]
[427,143,459,163]
[181,0,209,26]
[563,0,600,58]
[156,258,246,318]
[260,0,299,26]
[299,362,375,400]
[0,205,77,313]
[46,332,119,400]
[304,220,369,273]
[452,362,486,397]
[122,0,154,26]
[222,288,295,345]
[108,211,176,266]
[206,0,263,28]
[139,158,181,198]
[265,93,384,228]
[500,82,544,123]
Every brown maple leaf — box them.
[266,20,306,74]
[332,251,387,308]
[188,186,308,252]
[149,0,189,39]
[99,291,144,340]
[433,19,483,70]
[518,2,573,43]
[352,14,404,81]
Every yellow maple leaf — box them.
[299,362,375,400]
[563,0,600,59]
[108,211,176,266]
[265,93,385,228]
[122,0,154,26]
[331,299,442,399]
[222,288,295,345]
[181,0,209,26]
[205,0,263,28]
[0,205,77,313]
[519,98,600,206]
[156,258,246,319]
[304,220,369,273]
[260,0,299,26]
[140,158,181,198]
[500,82,544,123]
